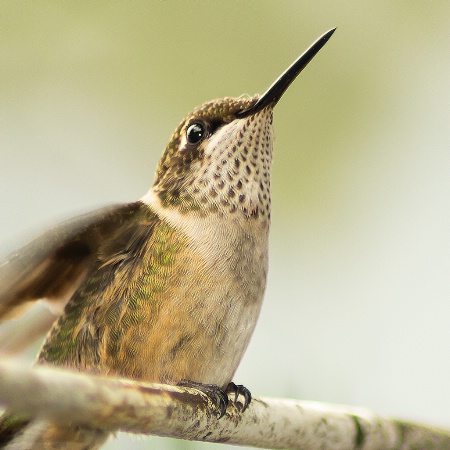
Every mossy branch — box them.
[0,359,449,449]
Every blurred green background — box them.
[1,2,450,449]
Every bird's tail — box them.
[0,413,30,448]
[0,412,108,449]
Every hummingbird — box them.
[0,29,335,449]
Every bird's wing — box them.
[0,202,148,322]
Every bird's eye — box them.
[186,122,206,144]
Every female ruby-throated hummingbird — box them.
[0,29,335,449]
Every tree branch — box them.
[0,359,449,449]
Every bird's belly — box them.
[158,282,265,388]
[104,234,268,388]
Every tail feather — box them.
[0,413,30,448]
[0,413,108,449]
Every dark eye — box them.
[186,122,206,144]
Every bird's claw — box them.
[177,380,228,418]
[225,382,252,412]
[177,380,252,417]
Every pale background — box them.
[1,2,449,449]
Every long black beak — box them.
[236,28,336,118]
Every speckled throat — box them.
[151,98,274,221]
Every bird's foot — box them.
[225,382,252,412]
[177,380,252,417]
[177,380,228,418]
